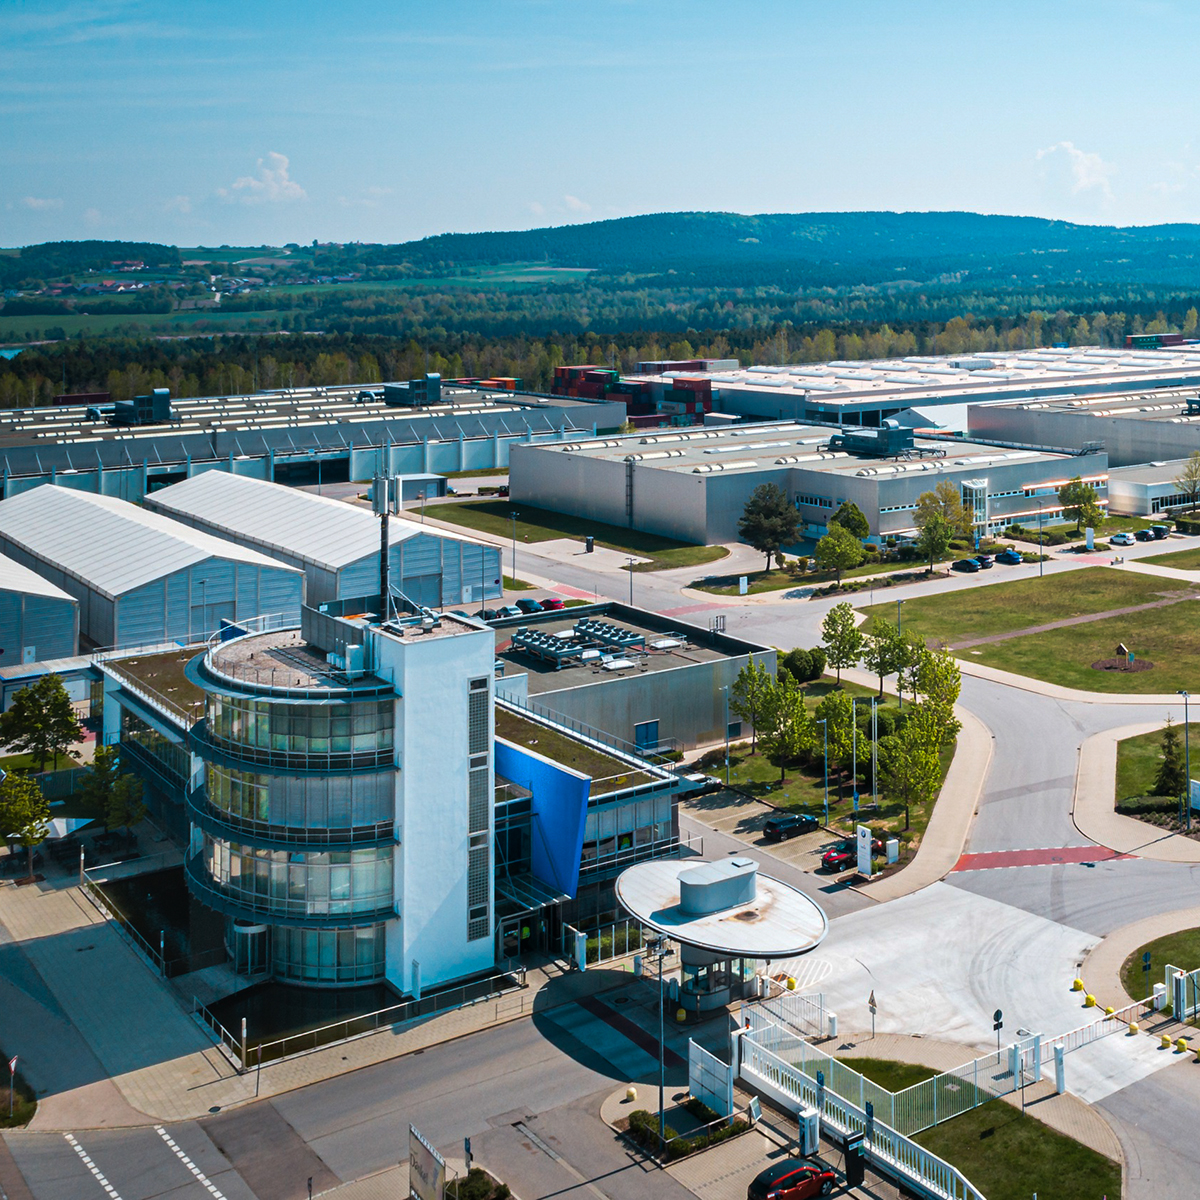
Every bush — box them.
[684,1096,720,1123]
[447,1169,510,1200]
[783,646,826,683]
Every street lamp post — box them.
[1181,690,1192,833]
[1037,502,1044,577]
[647,937,672,1141]
[896,598,906,709]
[851,698,857,812]
[721,684,731,786]
[418,491,426,523]
[627,558,635,605]
[510,511,519,591]
[816,718,829,825]
[871,698,878,806]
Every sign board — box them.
[738,576,748,596]
[868,990,877,1014]
[856,824,873,878]
[409,1125,445,1200]
[1085,526,1094,551]
[1190,778,1200,812]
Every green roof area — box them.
[103,648,206,722]
[494,708,654,794]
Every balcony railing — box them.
[184,855,396,929]
[190,720,396,775]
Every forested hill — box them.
[374,211,1200,287]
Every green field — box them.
[915,1100,1121,1200]
[838,1057,938,1091]
[859,566,1190,646]
[1121,928,1200,1001]
[1115,722,1200,804]
[427,500,729,572]
[1143,545,1200,570]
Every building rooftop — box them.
[0,485,297,599]
[1106,459,1193,484]
[0,550,76,602]
[495,611,732,695]
[101,644,208,722]
[146,471,486,573]
[645,346,1200,411]
[615,858,828,958]
[536,421,1077,480]
[977,383,1200,425]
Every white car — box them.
[1110,531,1135,546]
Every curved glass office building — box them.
[186,627,400,985]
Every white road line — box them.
[155,1127,228,1200]
[63,1134,123,1200]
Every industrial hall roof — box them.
[0,484,293,600]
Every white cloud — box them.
[218,151,306,204]
[83,207,102,227]
[563,194,591,213]
[529,201,546,216]
[1035,141,1114,200]
[165,194,192,213]
[22,196,63,210]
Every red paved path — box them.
[953,845,1133,871]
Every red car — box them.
[821,836,884,872]
[747,1162,836,1199]
[539,597,566,611]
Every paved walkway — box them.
[1072,723,1200,863]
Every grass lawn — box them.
[838,1057,938,1091]
[494,708,651,792]
[503,575,534,591]
[1143,545,1200,570]
[859,565,1190,645]
[1114,723,1200,804]
[0,752,42,772]
[1120,928,1200,1001]
[431,500,729,572]
[915,1100,1120,1200]
[967,600,1200,693]
[444,467,509,479]
[696,557,943,595]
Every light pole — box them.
[1181,690,1192,833]
[871,697,878,808]
[896,598,906,709]
[1037,502,1044,577]
[721,684,731,786]
[816,717,829,826]
[896,597,905,635]
[647,936,672,1141]
[418,490,426,523]
[851,697,857,813]
[627,557,635,605]
[510,510,519,591]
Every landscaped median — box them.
[860,565,1200,693]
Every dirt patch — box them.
[1091,656,1155,672]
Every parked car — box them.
[747,1161,836,1200]
[448,610,473,620]
[477,608,499,621]
[996,548,1023,564]
[515,598,544,614]
[1134,528,1154,542]
[1110,532,1135,546]
[974,554,994,568]
[952,557,981,573]
[822,836,884,872]
[540,597,566,611]
[1152,523,1172,539]
[763,812,820,842]
[495,605,523,619]
[497,484,510,497]
[676,771,722,797]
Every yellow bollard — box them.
[1177,1038,1189,1053]
[786,977,796,991]
[1084,994,1096,1008]
[626,1086,637,1102]
[1162,1034,1173,1048]
[1129,1021,1139,1035]
[1104,1006,1115,1016]
[676,1008,687,1023]
[1072,977,1085,992]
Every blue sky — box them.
[5,0,1200,247]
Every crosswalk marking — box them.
[155,1126,228,1200]
[63,1133,123,1200]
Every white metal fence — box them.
[688,1040,733,1118]
[1167,964,1200,1021]
[739,1032,985,1200]
[757,987,827,1038]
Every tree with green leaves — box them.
[821,602,863,684]
[758,673,814,782]
[1177,451,1200,513]
[915,481,971,541]
[1057,476,1102,534]
[738,483,800,571]
[830,500,870,540]
[1156,717,1187,798]
[814,524,865,583]
[80,743,120,829]
[815,688,855,770]
[0,674,84,773]
[781,646,825,684]
[914,510,954,572]
[878,714,942,830]
[729,657,773,754]
[0,772,49,881]
[861,620,918,699]
[107,773,146,839]
[912,647,962,746]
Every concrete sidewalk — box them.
[1072,723,1200,862]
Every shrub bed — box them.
[625,1107,750,1161]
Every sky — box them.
[6,0,1200,247]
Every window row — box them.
[206,694,394,758]
[206,764,394,832]
[202,835,394,917]
[122,711,190,784]
[272,924,387,984]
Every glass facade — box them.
[122,709,190,786]
[206,693,393,767]
[271,924,387,984]
[201,833,393,919]
[681,957,756,997]
[205,764,393,837]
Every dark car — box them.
[821,836,884,872]
[515,598,544,614]
[539,596,566,611]
[747,1161,836,1200]
[477,608,499,621]
[763,812,820,842]
[1134,528,1154,542]
[974,553,994,568]
[1152,524,1172,540]
[497,484,510,497]
[952,557,981,573]
[996,548,1023,565]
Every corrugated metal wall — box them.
[0,591,77,662]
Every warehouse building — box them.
[1105,460,1200,517]
[0,553,79,664]
[0,485,303,649]
[144,472,502,609]
[510,421,1107,545]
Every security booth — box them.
[615,856,828,1014]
